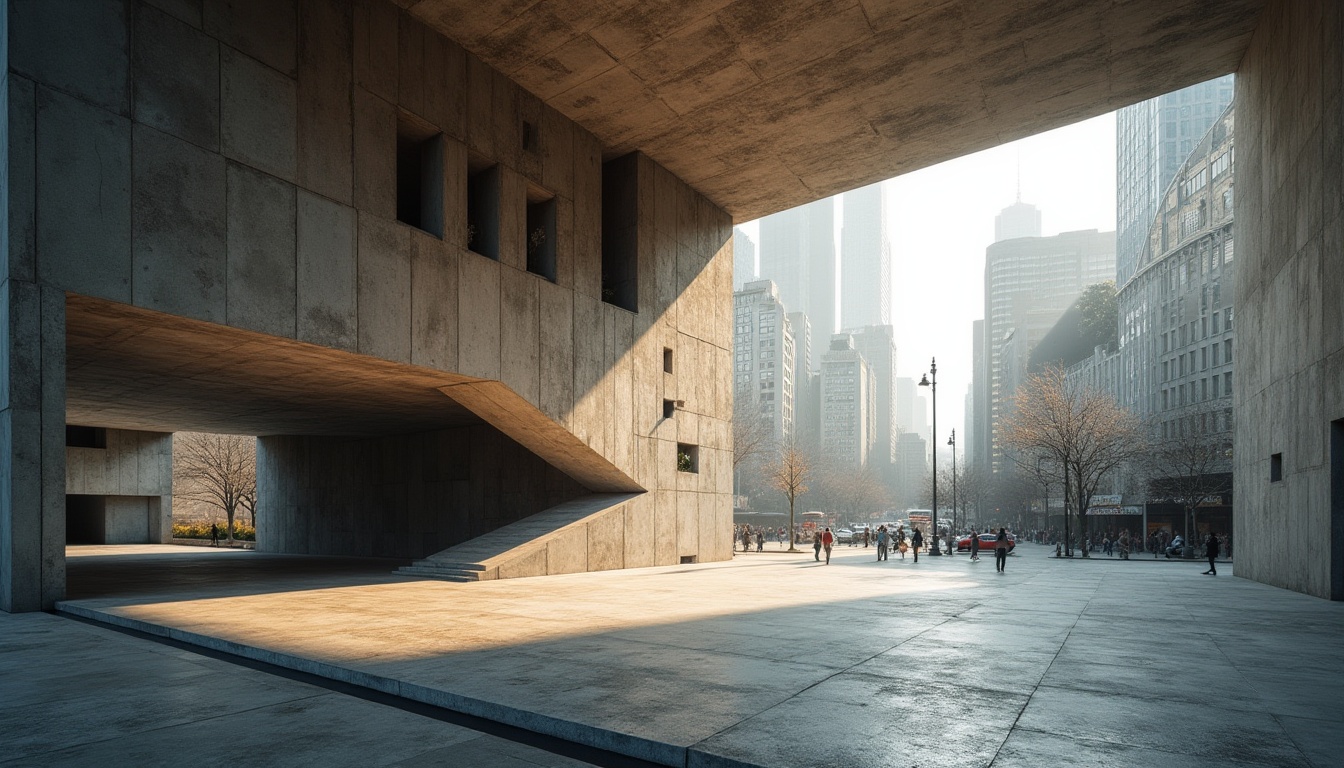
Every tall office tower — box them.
[893,432,928,509]
[895,376,916,436]
[913,393,930,444]
[850,325,898,468]
[732,228,756,290]
[970,319,989,474]
[994,199,1042,242]
[786,311,818,447]
[963,382,974,469]
[982,228,1116,474]
[840,183,891,329]
[1116,74,1234,287]
[732,281,797,446]
[819,334,877,468]
[758,198,836,369]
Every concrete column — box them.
[0,280,67,612]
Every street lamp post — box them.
[948,429,957,534]
[919,358,940,555]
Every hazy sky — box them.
[738,112,1118,443]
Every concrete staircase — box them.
[397,493,641,582]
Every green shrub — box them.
[173,521,256,541]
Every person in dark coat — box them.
[813,531,823,562]
[1203,532,1221,575]
[969,529,981,562]
[994,528,1009,572]
[911,527,924,563]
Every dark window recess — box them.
[1271,453,1283,483]
[663,399,676,419]
[679,555,697,564]
[467,155,500,259]
[663,347,674,374]
[526,183,557,282]
[677,443,699,474]
[66,425,107,449]
[601,152,639,312]
[395,114,444,237]
[522,121,535,152]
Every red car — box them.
[957,532,1015,553]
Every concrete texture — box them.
[56,544,1344,768]
[0,609,600,767]
[410,0,1268,221]
[1234,0,1344,599]
[65,428,173,545]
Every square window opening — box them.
[1271,452,1283,483]
[677,443,699,474]
[66,425,107,449]
[663,347,674,374]
[663,399,676,419]
[526,183,557,282]
[679,555,697,564]
[467,155,500,259]
[396,114,444,237]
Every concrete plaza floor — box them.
[36,544,1344,767]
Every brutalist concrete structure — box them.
[3,0,1340,609]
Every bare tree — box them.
[831,462,887,524]
[1144,405,1233,542]
[731,404,776,502]
[769,441,810,552]
[175,432,257,545]
[1000,365,1145,556]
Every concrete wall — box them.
[65,428,172,543]
[257,425,587,560]
[1234,0,1344,598]
[1,0,734,609]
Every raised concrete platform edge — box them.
[53,600,687,767]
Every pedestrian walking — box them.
[821,527,835,564]
[755,529,764,552]
[1202,532,1221,575]
[210,523,219,547]
[876,525,889,561]
[911,527,923,563]
[813,531,823,561]
[994,527,1009,572]
[969,529,980,562]
[741,525,752,553]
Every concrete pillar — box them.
[0,281,67,612]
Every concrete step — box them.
[396,564,483,582]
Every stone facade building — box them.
[820,334,877,469]
[733,280,796,446]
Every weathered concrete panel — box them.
[221,47,297,182]
[546,525,587,574]
[571,129,602,300]
[356,213,411,363]
[226,163,297,338]
[497,167,525,272]
[422,31,466,141]
[397,13,426,117]
[10,0,129,115]
[204,0,297,77]
[537,279,574,424]
[586,507,624,571]
[622,494,655,568]
[297,0,354,204]
[8,76,36,282]
[133,4,219,150]
[296,190,357,350]
[457,254,501,380]
[34,89,131,302]
[132,124,227,323]
[143,0,201,27]
[499,268,539,406]
[103,496,150,544]
[353,87,396,219]
[352,0,398,103]
[410,234,458,371]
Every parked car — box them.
[957,532,1015,553]
[834,528,854,544]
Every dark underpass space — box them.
[64,546,411,602]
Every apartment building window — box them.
[397,114,444,237]
[1224,372,1233,396]
[467,157,500,258]
[1224,339,1233,363]
[525,183,557,282]
[601,153,639,312]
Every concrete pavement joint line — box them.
[986,566,1102,768]
[683,603,981,768]
[54,608,669,768]
[1207,632,1318,766]
[1003,724,1292,768]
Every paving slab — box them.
[50,543,1344,768]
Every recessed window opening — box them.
[526,183,556,282]
[601,153,638,312]
[1271,452,1283,483]
[663,399,676,419]
[522,121,535,152]
[466,154,500,259]
[679,555,697,564]
[396,114,444,237]
[66,425,107,449]
[663,347,674,374]
[677,443,699,474]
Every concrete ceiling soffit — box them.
[438,380,645,494]
[411,0,1265,221]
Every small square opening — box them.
[663,347,674,374]
[663,399,676,419]
[677,443,699,474]
[66,425,107,449]
[1271,452,1283,483]
[526,183,556,282]
[679,555,697,564]
[467,155,500,259]
[396,114,443,237]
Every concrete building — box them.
[970,319,989,474]
[733,280,796,445]
[819,334,876,469]
[849,325,897,469]
[787,311,819,449]
[732,228,756,291]
[758,199,836,369]
[894,432,929,510]
[840,183,891,329]
[982,229,1116,473]
[3,0,1338,608]
[1116,75,1235,287]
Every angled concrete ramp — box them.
[399,493,642,582]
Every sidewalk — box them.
[46,543,1344,767]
